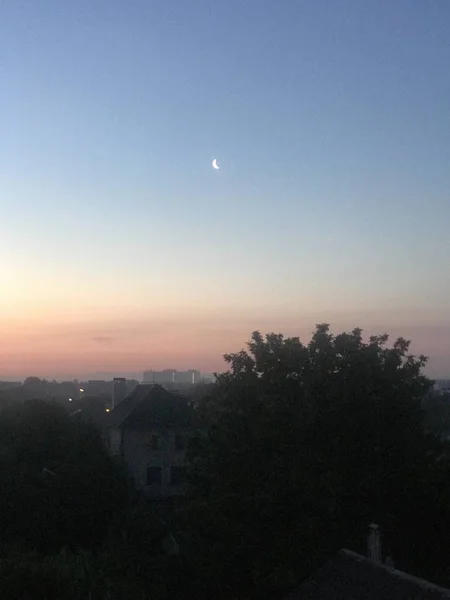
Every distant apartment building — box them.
[201,373,216,384]
[143,369,201,385]
[175,370,201,384]
[112,377,128,408]
[433,380,450,395]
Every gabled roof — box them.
[108,384,194,429]
[286,549,450,600]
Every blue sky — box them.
[1,0,450,378]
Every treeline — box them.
[1,324,450,599]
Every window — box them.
[174,433,186,451]
[170,466,187,485]
[146,466,162,485]
[149,434,160,450]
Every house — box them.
[286,543,450,599]
[106,384,195,499]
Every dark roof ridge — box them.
[340,549,450,597]
[107,383,194,429]
[108,383,166,427]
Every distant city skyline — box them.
[1,1,449,378]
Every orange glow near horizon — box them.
[1,304,449,379]
[2,1,450,383]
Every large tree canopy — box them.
[184,325,448,599]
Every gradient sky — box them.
[1,0,450,379]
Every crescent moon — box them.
[212,159,219,170]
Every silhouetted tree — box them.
[184,325,446,599]
[23,376,44,386]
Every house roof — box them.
[108,384,195,430]
[286,549,450,600]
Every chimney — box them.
[367,523,382,563]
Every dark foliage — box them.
[0,399,189,599]
[183,325,449,599]
[2,325,450,599]
[0,399,130,553]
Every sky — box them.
[1,0,450,379]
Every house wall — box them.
[121,428,189,498]
[108,427,122,455]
